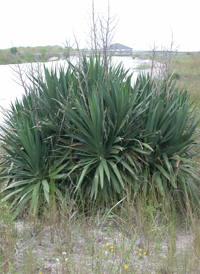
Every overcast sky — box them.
[1,0,199,51]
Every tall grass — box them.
[0,194,200,273]
[0,201,16,273]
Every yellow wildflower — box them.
[118,233,121,236]
[124,265,128,269]
[139,248,142,251]
[143,252,146,255]
[106,243,109,246]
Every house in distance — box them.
[107,43,133,56]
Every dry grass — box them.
[1,197,200,274]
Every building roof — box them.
[108,43,132,50]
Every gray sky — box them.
[1,0,199,51]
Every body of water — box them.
[0,56,150,123]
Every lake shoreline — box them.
[0,56,150,124]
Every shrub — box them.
[170,72,180,80]
[10,47,17,55]
[0,56,199,217]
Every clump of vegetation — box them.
[136,62,151,70]
[10,47,17,55]
[0,45,68,65]
[0,56,199,218]
[170,72,180,80]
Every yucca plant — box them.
[60,75,153,202]
[0,57,132,215]
[0,55,199,217]
[0,91,70,217]
[136,74,200,204]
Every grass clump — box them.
[0,201,16,273]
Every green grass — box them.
[170,52,200,111]
[170,52,200,162]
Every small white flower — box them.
[65,258,68,262]
[55,258,60,263]
[105,251,108,255]
[62,251,67,256]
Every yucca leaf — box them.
[12,192,33,219]
[142,143,154,152]
[162,153,173,174]
[0,179,34,191]
[109,170,121,193]
[113,155,135,176]
[76,164,91,191]
[91,167,99,199]
[107,160,124,188]
[42,179,50,204]
[132,147,150,155]
[101,158,110,182]
[55,186,64,201]
[18,186,35,204]
[154,173,164,196]
[99,161,104,189]
[169,174,177,188]
[155,164,170,180]
[1,187,25,202]
[49,161,69,177]
[30,181,41,216]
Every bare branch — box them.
[63,38,75,63]
[149,30,179,97]
[30,62,39,129]
[74,66,90,117]
[10,63,28,96]
[92,0,98,58]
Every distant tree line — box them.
[0,45,76,65]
